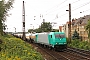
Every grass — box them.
[0,34,44,60]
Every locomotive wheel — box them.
[49,46,52,50]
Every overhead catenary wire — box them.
[44,0,81,21]
[71,8,90,17]
[81,8,90,13]
[30,0,81,20]
[45,0,81,15]
[53,0,89,15]
[40,0,90,28]
[71,0,81,4]
[46,5,68,15]
[31,0,68,20]
[50,1,90,22]
[49,0,81,17]
[28,0,90,25]
[45,0,68,14]
[72,1,90,11]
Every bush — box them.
[68,39,90,50]
[66,38,69,44]
[0,34,44,60]
[0,39,3,51]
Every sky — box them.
[5,0,90,32]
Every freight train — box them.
[13,32,67,51]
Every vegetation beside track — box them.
[67,38,90,50]
[0,34,44,60]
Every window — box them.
[80,31,84,35]
[82,26,84,28]
[51,35,52,38]
[78,28,79,31]
[55,34,65,38]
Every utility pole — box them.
[66,3,71,43]
[69,3,71,43]
[22,1,26,40]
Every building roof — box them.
[72,15,90,26]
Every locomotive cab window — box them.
[55,34,65,38]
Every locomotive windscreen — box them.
[55,34,65,38]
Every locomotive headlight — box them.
[64,43,66,44]
[56,43,57,44]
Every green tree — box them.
[85,19,90,42]
[72,29,79,40]
[28,22,52,33]
[0,0,14,35]
[28,29,34,33]
[52,29,59,32]
[34,28,42,33]
[40,22,52,32]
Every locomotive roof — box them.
[49,32,65,35]
[35,32,65,35]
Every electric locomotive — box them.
[35,32,67,51]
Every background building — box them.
[60,15,90,41]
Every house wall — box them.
[71,22,88,41]
[79,25,88,41]
[60,15,90,42]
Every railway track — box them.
[67,47,90,56]
[30,45,87,60]
[30,42,90,60]
[21,39,68,60]
[32,43,68,60]
[49,48,90,60]
[65,47,90,59]
[14,36,90,60]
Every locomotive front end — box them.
[54,32,67,50]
